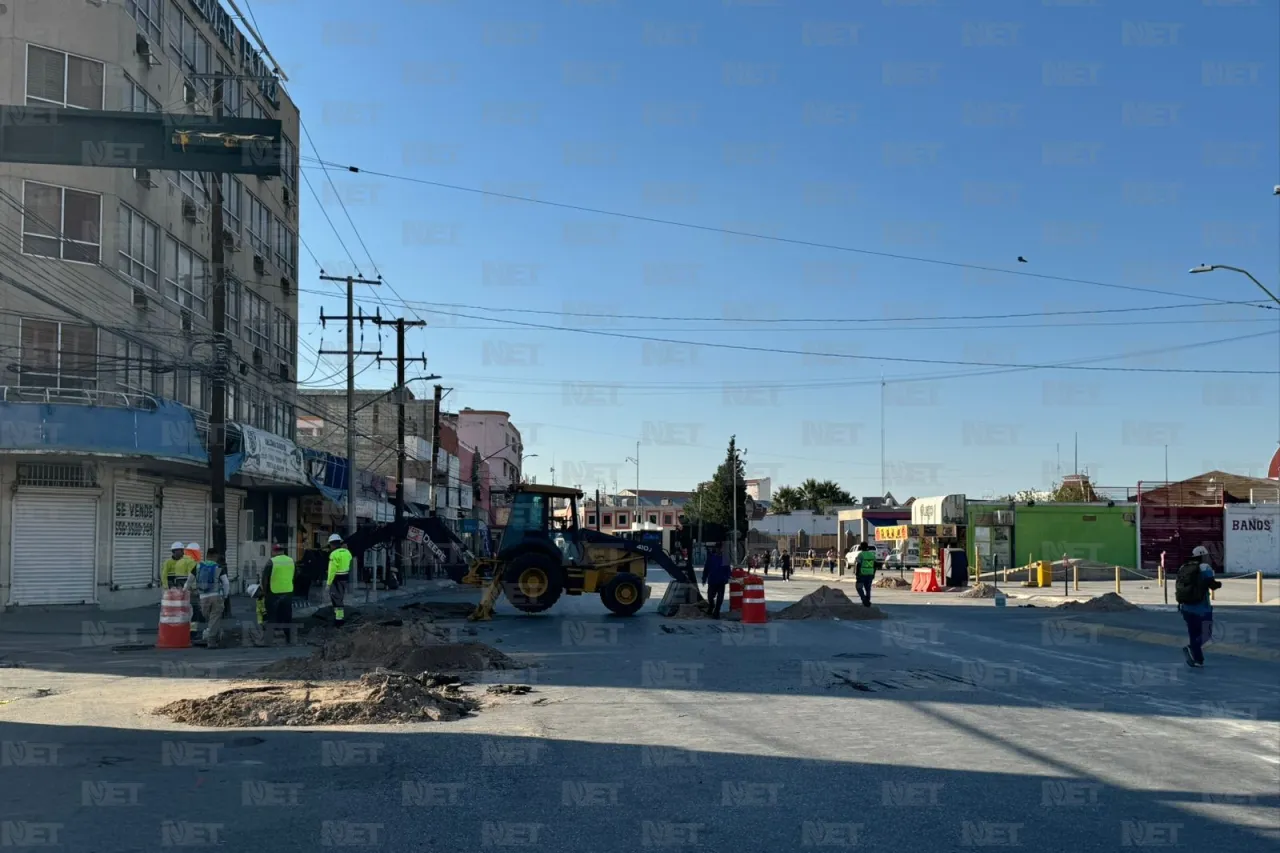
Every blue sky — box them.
[246,0,1279,498]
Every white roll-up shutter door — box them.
[112,480,158,589]
[161,487,210,553]
[225,491,244,580]
[10,492,98,605]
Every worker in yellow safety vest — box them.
[263,543,296,643]
[326,533,353,628]
[161,541,196,590]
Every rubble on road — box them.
[486,684,533,696]
[155,670,479,726]
[960,583,1000,599]
[873,576,911,589]
[258,622,528,681]
[1055,592,1139,613]
[774,586,887,621]
[398,602,477,619]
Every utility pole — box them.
[427,384,444,515]
[317,276,381,544]
[374,317,427,591]
[880,375,886,496]
[207,73,228,568]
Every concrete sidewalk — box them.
[0,577,455,644]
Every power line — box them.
[300,155,1269,310]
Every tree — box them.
[796,479,854,514]
[682,436,749,543]
[771,485,802,513]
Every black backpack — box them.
[1174,560,1208,605]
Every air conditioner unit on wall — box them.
[182,198,201,222]
[132,287,150,309]
[252,348,264,367]
[134,168,156,188]
[135,33,160,66]
[222,229,240,252]
[253,254,266,275]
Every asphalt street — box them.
[1,576,1277,851]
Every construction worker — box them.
[326,533,353,628]
[854,542,878,607]
[161,542,195,590]
[246,583,267,646]
[263,543,296,643]
[187,547,227,648]
[702,542,730,619]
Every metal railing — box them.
[0,385,159,410]
[1137,480,1225,507]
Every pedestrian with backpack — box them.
[1175,545,1222,668]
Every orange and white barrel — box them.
[729,568,747,612]
[742,573,767,624]
[157,588,192,649]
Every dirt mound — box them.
[774,586,888,621]
[873,575,911,589]
[960,583,1000,599]
[155,671,478,726]
[1055,592,1139,613]
[668,603,710,620]
[258,622,526,681]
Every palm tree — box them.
[797,479,853,514]
[771,486,802,513]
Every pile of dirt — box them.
[1055,592,1139,613]
[774,586,887,621]
[155,671,478,726]
[258,622,526,681]
[667,603,710,620]
[960,583,1000,599]
[873,575,911,589]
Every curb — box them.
[1062,620,1280,663]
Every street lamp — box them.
[1189,264,1280,449]
[625,441,640,533]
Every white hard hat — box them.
[170,541,185,551]
[187,543,200,551]
[1192,545,1209,557]
[328,534,343,544]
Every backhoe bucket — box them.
[657,581,703,617]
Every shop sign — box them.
[877,525,909,541]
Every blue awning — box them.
[0,398,207,462]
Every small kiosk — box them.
[877,522,966,591]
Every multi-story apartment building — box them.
[0,0,300,608]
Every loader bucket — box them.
[657,581,703,617]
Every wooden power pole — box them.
[375,317,427,588]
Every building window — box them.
[226,380,238,421]
[648,514,658,525]
[163,235,208,315]
[225,277,241,338]
[273,308,295,367]
[282,135,298,194]
[587,514,596,526]
[128,0,163,44]
[26,45,104,109]
[19,319,97,390]
[617,514,628,527]
[602,514,612,526]
[245,289,269,352]
[274,217,296,279]
[243,94,265,120]
[123,75,160,112]
[663,514,674,526]
[220,175,243,233]
[247,192,271,256]
[177,171,208,209]
[22,181,101,263]
[216,59,240,115]
[119,340,157,394]
[167,5,210,98]
[117,204,159,289]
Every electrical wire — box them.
[301,155,1273,311]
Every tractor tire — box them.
[600,572,646,617]
[502,553,565,613]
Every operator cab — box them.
[498,484,586,564]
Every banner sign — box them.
[877,525,909,541]
[238,425,309,485]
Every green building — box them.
[968,501,1138,571]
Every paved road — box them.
[1,577,1276,851]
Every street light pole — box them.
[1189,264,1280,448]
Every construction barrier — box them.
[730,568,746,613]
[742,573,767,624]
[911,567,942,593]
[157,588,192,649]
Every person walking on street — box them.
[781,551,793,581]
[763,550,772,576]
[702,543,731,619]
[326,533,353,628]
[854,542,878,607]
[1176,545,1221,667]
[187,548,227,648]
[263,543,296,644]
[826,548,837,574]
